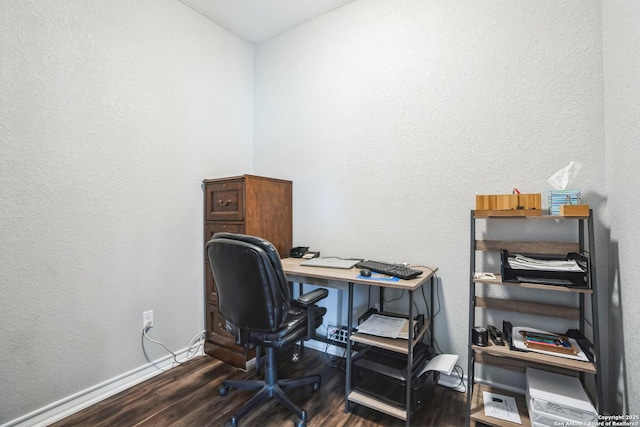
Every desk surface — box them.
[281,257,437,290]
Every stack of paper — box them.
[356,314,408,339]
[483,392,522,424]
[356,314,423,340]
[508,254,585,272]
[526,368,597,425]
[417,353,459,377]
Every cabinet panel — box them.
[206,303,237,350]
[244,175,292,257]
[204,223,245,243]
[204,180,244,221]
[204,224,245,302]
[205,303,255,370]
[205,262,216,302]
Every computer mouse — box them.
[360,269,371,277]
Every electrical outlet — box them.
[327,325,340,339]
[326,325,349,344]
[143,310,153,329]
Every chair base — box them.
[219,347,320,427]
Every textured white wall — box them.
[254,0,607,392]
[0,0,252,422]
[5,0,635,422]
[604,0,640,414]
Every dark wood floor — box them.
[52,347,468,427]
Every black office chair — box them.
[206,233,328,427]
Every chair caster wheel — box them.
[294,411,308,427]
[219,385,229,396]
[312,382,320,391]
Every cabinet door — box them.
[204,223,245,244]
[204,180,244,221]
[205,263,216,302]
[204,223,245,302]
[206,303,237,350]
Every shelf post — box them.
[467,210,476,416]
[587,210,604,412]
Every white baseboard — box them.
[2,347,203,427]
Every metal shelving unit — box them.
[467,210,602,426]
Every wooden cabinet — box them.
[203,175,292,369]
[467,211,602,426]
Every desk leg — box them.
[345,281,354,413]
[298,282,305,354]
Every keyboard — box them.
[356,260,423,280]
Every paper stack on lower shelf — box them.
[526,368,597,427]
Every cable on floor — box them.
[142,326,206,366]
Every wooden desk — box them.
[281,258,438,427]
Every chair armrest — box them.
[296,288,328,306]
[292,288,328,339]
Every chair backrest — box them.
[206,233,291,333]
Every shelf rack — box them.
[467,211,602,427]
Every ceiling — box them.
[177,0,357,45]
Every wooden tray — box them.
[520,331,578,355]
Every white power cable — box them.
[186,330,207,358]
[142,326,206,366]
